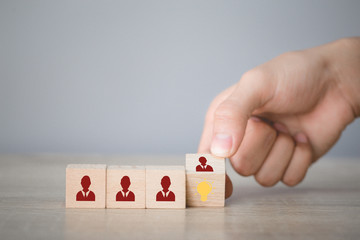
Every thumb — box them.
[210,70,273,157]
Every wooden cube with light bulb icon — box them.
[185,154,225,207]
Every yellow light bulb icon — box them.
[197,181,212,202]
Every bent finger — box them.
[229,117,277,176]
[282,133,313,186]
[255,133,295,187]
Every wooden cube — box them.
[66,164,106,208]
[106,166,145,208]
[185,154,225,207]
[145,166,185,209]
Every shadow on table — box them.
[225,184,360,206]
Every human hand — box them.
[198,38,360,198]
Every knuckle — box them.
[248,121,277,147]
[278,51,307,65]
[240,67,273,95]
[241,68,267,83]
[214,101,240,122]
[264,126,277,147]
[279,51,297,58]
[248,120,277,139]
[278,133,296,149]
[336,37,360,50]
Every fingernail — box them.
[273,122,289,134]
[295,132,308,143]
[211,134,232,157]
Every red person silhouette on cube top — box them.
[76,175,96,201]
[116,176,135,201]
[156,176,175,201]
[196,156,214,172]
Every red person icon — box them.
[156,176,175,201]
[116,176,135,201]
[196,156,214,172]
[76,175,96,201]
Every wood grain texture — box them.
[186,153,225,173]
[106,166,145,208]
[145,165,185,209]
[1,155,360,240]
[66,164,106,208]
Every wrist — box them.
[325,37,360,118]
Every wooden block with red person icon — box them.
[66,164,106,208]
[106,166,145,208]
[145,166,185,208]
[185,154,225,207]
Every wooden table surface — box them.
[0,155,359,240]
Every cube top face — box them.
[67,164,107,169]
[107,165,145,170]
[145,166,185,209]
[66,164,106,208]
[106,165,145,209]
[146,165,185,171]
[186,154,225,173]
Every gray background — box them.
[0,0,359,156]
